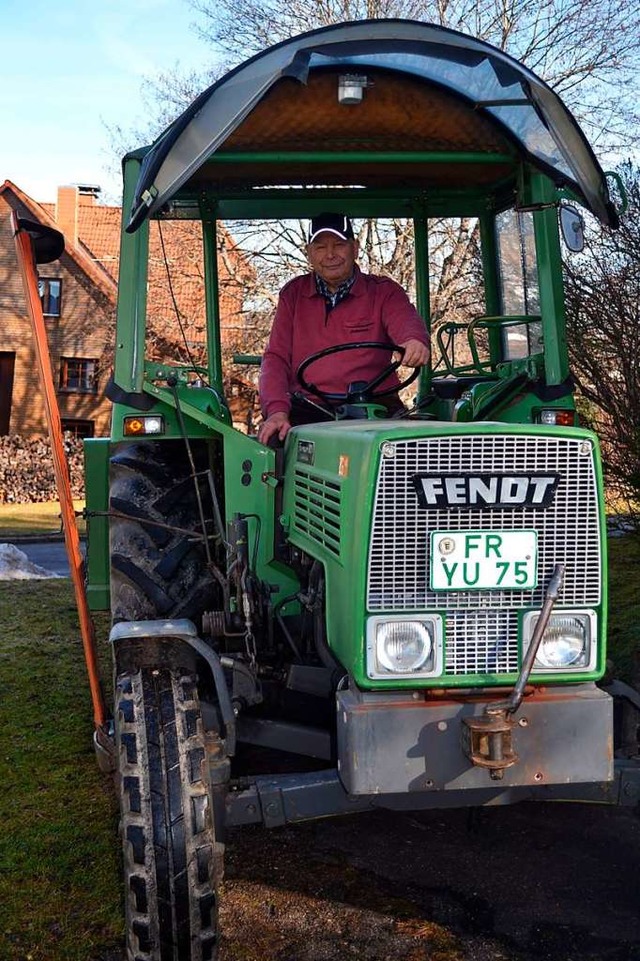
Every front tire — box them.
[115,666,221,961]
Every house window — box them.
[61,418,95,439]
[38,278,62,316]
[60,358,97,393]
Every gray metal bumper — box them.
[336,684,613,795]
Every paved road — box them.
[6,538,81,577]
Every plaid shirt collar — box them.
[314,270,356,310]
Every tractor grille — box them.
[367,434,602,676]
[292,467,342,556]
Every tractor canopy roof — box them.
[126,19,617,232]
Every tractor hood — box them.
[126,19,617,232]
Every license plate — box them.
[430,530,538,590]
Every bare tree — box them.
[112,0,640,190]
[189,0,640,147]
[114,0,638,416]
[181,0,638,349]
[565,162,640,518]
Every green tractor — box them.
[80,19,637,961]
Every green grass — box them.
[0,532,637,961]
[0,581,122,961]
[0,502,86,538]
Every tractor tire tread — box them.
[116,668,219,961]
[109,441,217,622]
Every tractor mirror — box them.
[559,204,585,252]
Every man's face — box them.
[307,232,359,291]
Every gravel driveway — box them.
[218,800,640,961]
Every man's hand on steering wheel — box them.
[296,340,425,404]
[397,338,430,368]
[258,340,431,443]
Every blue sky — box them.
[1,0,216,204]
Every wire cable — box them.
[157,220,210,385]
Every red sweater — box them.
[259,267,429,416]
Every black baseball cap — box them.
[308,213,354,243]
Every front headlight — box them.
[367,616,443,679]
[378,622,432,672]
[522,610,596,672]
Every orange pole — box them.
[12,213,108,729]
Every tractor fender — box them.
[110,618,236,755]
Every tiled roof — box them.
[40,195,120,280]
[40,193,250,351]
[1,181,117,302]
[81,203,121,282]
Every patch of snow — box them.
[0,543,62,579]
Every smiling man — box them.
[258,213,430,444]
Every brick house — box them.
[1,182,117,437]
[0,181,256,439]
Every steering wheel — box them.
[296,341,420,404]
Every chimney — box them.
[77,184,102,206]
[56,185,79,248]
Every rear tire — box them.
[115,666,221,961]
[109,441,217,622]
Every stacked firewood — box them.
[0,435,85,503]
